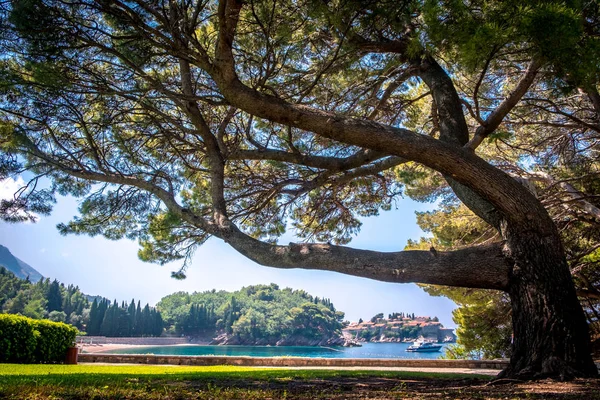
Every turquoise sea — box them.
[102,342,450,359]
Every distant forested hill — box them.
[0,244,43,282]
[0,266,163,337]
[157,284,346,345]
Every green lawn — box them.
[0,363,491,381]
[0,364,493,399]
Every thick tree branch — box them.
[466,59,542,150]
[418,56,470,146]
[367,68,419,120]
[581,86,600,121]
[577,289,600,301]
[22,136,510,290]
[229,148,389,171]
[416,56,504,229]
[473,47,499,119]
[222,227,511,290]
[353,37,410,55]
[178,58,228,218]
[208,0,554,235]
[527,171,600,222]
[279,156,406,196]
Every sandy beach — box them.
[78,344,153,354]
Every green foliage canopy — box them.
[157,284,343,342]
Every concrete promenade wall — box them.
[78,353,508,370]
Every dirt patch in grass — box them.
[180,376,600,399]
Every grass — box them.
[0,364,494,399]
[0,363,491,382]
[4,364,597,399]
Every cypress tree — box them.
[46,280,62,312]
[116,306,130,336]
[100,301,115,336]
[153,311,163,337]
[135,300,142,335]
[128,299,136,336]
[62,285,73,315]
[88,299,99,335]
[142,304,152,336]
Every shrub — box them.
[31,319,78,363]
[0,314,36,363]
[0,314,78,363]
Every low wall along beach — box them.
[78,353,508,369]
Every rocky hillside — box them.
[0,244,43,282]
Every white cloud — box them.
[0,176,39,222]
[0,176,26,201]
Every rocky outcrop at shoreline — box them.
[209,333,361,347]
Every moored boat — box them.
[406,340,442,352]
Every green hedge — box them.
[0,314,36,363]
[0,314,78,363]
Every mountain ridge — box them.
[0,244,43,282]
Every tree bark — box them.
[415,54,598,380]
[502,230,598,379]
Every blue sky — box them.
[0,176,457,327]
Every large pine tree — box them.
[1,0,599,378]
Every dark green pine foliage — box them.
[5,291,26,314]
[152,309,164,336]
[85,297,161,337]
[61,289,72,316]
[223,296,239,334]
[135,301,142,335]
[99,300,116,336]
[179,303,216,335]
[117,303,130,336]
[142,304,151,335]
[94,299,107,334]
[370,313,384,323]
[128,300,136,335]
[88,299,99,335]
[0,267,27,309]
[45,280,62,312]
[93,299,162,337]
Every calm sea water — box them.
[102,342,450,359]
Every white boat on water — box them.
[406,340,442,352]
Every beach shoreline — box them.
[79,343,201,354]
[79,344,155,354]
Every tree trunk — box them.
[501,231,598,379]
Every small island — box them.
[344,313,456,344]
[158,283,351,346]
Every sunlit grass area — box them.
[0,364,494,399]
[2,364,598,399]
[0,363,490,380]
